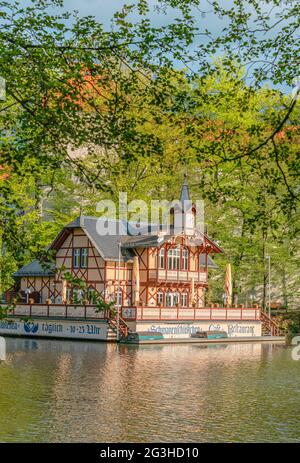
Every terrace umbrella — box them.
[224,263,232,306]
[191,276,195,305]
[132,256,140,306]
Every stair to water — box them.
[260,311,284,336]
[106,313,131,341]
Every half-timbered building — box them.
[2,178,269,340]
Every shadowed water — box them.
[0,338,299,443]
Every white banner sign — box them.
[0,319,108,341]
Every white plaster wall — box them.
[136,321,262,338]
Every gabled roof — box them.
[50,216,138,262]
[200,254,218,269]
[14,260,55,277]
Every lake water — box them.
[0,338,299,443]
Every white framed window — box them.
[73,248,80,268]
[165,292,180,307]
[166,292,172,307]
[81,248,88,268]
[157,291,164,305]
[182,248,189,270]
[173,292,180,306]
[73,288,83,303]
[181,292,188,307]
[168,247,180,270]
[115,289,123,307]
[159,248,165,269]
[88,287,96,304]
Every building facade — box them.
[2,179,269,340]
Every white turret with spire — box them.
[173,174,195,236]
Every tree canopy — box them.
[0,0,299,307]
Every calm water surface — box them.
[0,338,299,443]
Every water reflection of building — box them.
[2,339,290,442]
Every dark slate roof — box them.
[122,234,170,249]
[81,217,135,261]
[14,260,55,277]
[200,254,218,269]
[50,215,222,259]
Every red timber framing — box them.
[142,235,212,307]
[22,276,55,302]
[55,228,106,300]
[18,227,218,309]
[54,227,133,305]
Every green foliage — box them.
[0,0,298,308]
[62,271,115,314]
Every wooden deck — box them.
[2,303,261,322]
[121,335,286,345]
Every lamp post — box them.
[265,255,271,334]
[24,288,32,304]
[116,241,121,342]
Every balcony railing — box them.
[2,303,261,323]
[148,269,207,283]
[121,306,261,322]
[3,303,109,320]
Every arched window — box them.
[165,291,180,307]
[159,248,165,269]
[166,292,172,307]
[182,248,189,270]
[115,289,123,307]
[173,292,180,306]
[168,247,180,270]
[157,291,164,306]
[181,292,188,307]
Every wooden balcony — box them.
[148,269,207,283]
[121,306,261,322]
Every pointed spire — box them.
[180,174,190,203]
